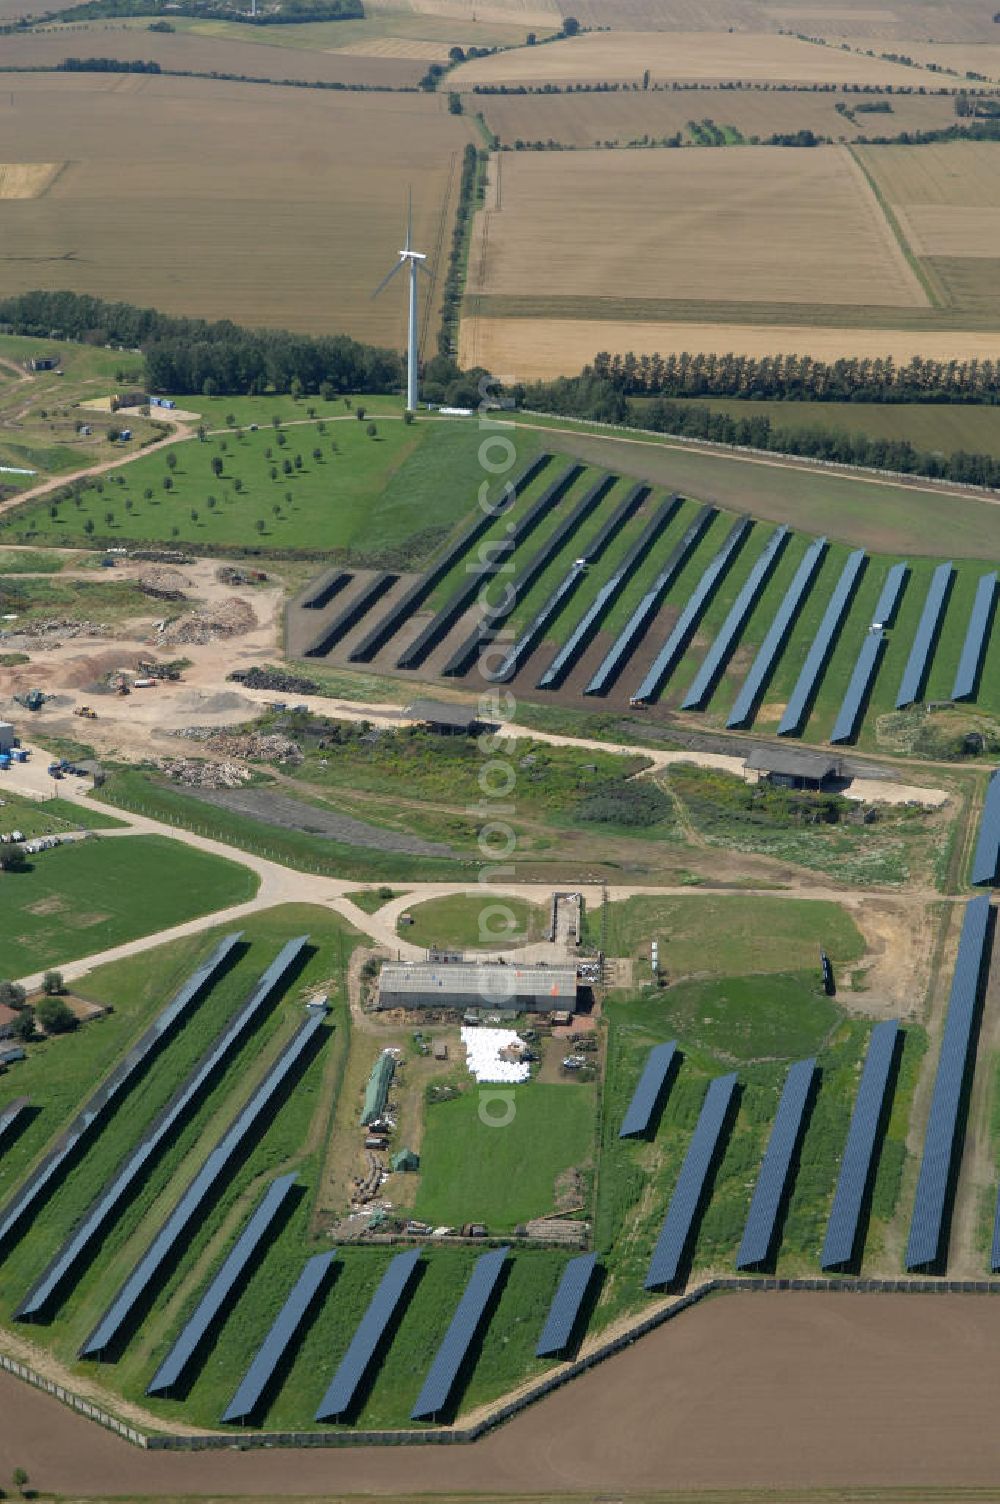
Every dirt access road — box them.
[5,1291,1000,1495]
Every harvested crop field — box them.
[0,161,63,199]
[466,146,925,310]
[460,314,1000,378]
[860,139,1000,259]
[449,28,947,86]
[0,74,469,343]
[6,1293,1000,1492]
[472,85,961,148]
[0,23,430,83]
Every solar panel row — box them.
[17,938,310,1322]
[906,894,992,1271]
[147,1174,299,1397]
[630,517,752,705]
[397,464,584,670]
[821,1020,900,1271]
[80,1005,328,1358]
[348,454,552,663]
[411,1246,509,1421]
[441,473,617,678]
[537,492,670,690]
[619,1041,678,1139]
[585,503,716,696]
[895,561,954,708]
[303,573,398,658]
[0,933,241,1254]
[736,1058,815,1270]
[726,535,828,729]
[0,1099,29,1152]
[490,483,646,683]
[952,572,998,702]
[314,1247,424,1421]
[223,1251,338,1424]
[681,525,790,711]
[645,1073,738,1289]
[971,771,1000,887]
[829,562,909,744]
[778,549,866,737]
[535,1252,599,1358]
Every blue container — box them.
[0,755,11,770]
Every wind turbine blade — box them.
[371,259,404,299]
[417,259,433,280]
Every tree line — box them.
[57,55,161,71]
[41,0,361,22]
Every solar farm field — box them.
[0,74,470,344]
[286,445,1000,756]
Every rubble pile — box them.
[173,727,303,765]
[0,619,111,645]
[217,565,268,586]
[154,757,251,790]
[228,665,319,695]
[156,597,257,646]
[137,567,189,601]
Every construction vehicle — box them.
[74,706,97,720]
[14,689,45,712]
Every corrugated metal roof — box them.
[378,963,577,1001]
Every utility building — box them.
[377,961,578,1014]
[743,746,842,792]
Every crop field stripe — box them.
[440,471,616,678]
[146,1172,299,1398]
[680,525,790,712]
[348,453,552,663]
[536,486,666,689]
[971,771,1000,888]
[303,573,399,659]
[828,562,909,745]
[396,463,584,671]
[0,933,242,1256]
[736,1057,816,1271]
[0,1098,29,1153]
[631,516,752,705]
[726,536,828,730]
[222,1249,338,1425]
[778,549,867,737]
[490,481,645,682]
[894,561,954,709]
[79,1005,328,1360]
[585,501,714,697]
[646,1072,739,1290]
[952,572,998,702]
[535,1251,599,1359]
[15,938,310,1323]
[906,894,992,1273]
[314,1246,424,1422]
[821,1019,901,1271]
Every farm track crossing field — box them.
[466,146,926,309]
[0,74,470,343]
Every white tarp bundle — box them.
[460,1027,530,1084]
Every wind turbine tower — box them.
[372,195,428,412]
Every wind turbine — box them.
[372,193,429,413]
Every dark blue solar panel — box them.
[585,504,716,696]
[778,550,866,736]
[821,1019,900,1270]
[0,1099,29,1152]
[80,1006,327,1358]
[619,1041,677,1138]
[537,494,671,689]
[315,1247,423,1421]
[411,1246,509,1421]
[736,1058,815,1270]
[829,562,908,744]
[535,1252,598,1358]
[645,1073,738,1289]
[630,517,752,704]
[147,1173,299,1396]
[681,526,790,711]
[972,771,1000,887]
[223,1251,337,1424]
[18,938,309,1321]
[491,483,645,683]
[726,536,827,729]
[0,933,241,1254]
[906,895,992,1271]
[895,561,954,708]
[952,572,998,702]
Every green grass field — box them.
[0,790,123,841]
[414,1082,595,1230]
[0,548,69,574]
[0,834,257,976]
[398,893,549,950]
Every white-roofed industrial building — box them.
[377,961,577,1013]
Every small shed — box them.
[391,1148,420,1172]
[0,723,15,754]
[433,1039,449,1060]
[744,746,841,791]
[29,355,57,372]
[406,698,478,736]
